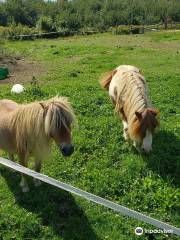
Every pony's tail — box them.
[100,69,117,90]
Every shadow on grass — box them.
[1,168,99,240]
[145,130,180,187]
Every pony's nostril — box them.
[61,144,74,156]
[61,147,67,155]
[69,145,74,154]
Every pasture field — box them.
[0,31,180,240]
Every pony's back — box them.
[109,68,151,123]
[100,65,140,90]
[0,99,19,112]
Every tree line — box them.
[0,0,180,32]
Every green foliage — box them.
[0,38,4,51]
[55,12,81,32]
[110,25,145,35]
[0,31,180,239]
[26,76,46,100]
[0,0,45,27]
[110,25,131,35]
[37,16,55,32]
[0,39,8,56]
[0,24,38,38]
[0,0,180,32]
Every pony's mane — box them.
[100,69,117,90]
[10,97,76,155]
[43,97,77,136]
[115,71,150,124]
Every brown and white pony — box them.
[0,97,76,192]
[101,65,159,153]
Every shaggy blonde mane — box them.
[10,97,76,156]
[43,97,77,136]
[115,71,150,122]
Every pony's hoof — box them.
[21,185,29,193]
[33,179,42,187]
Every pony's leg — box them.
[20,175,29,193]
[8,153,16,172]
[133,141,141,152]
[33,159,42,187]
[122,120,129,141]
[9,153,14,161]
[120,109,129,141]
[19,154,29,192]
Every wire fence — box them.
[0,157,180,236]
[0,22,179,41]
[0,30,100,40]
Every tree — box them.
[0,0,180,31]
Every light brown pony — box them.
[0,97,76,192]
[101,65,159,153]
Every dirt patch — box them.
[0,55,46,84]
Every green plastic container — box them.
[0,67,9,80]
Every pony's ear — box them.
[135,111,142,120]
[39,102,46,109]
[149,108,160,116]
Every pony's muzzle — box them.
[142,146,152,154]
[60,143,74,157]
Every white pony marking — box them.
[142,130,152,153]
[122,120,128,130]
[122,120,129,140]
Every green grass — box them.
[0,31,180,240]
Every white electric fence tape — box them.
[0,157,179,236]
